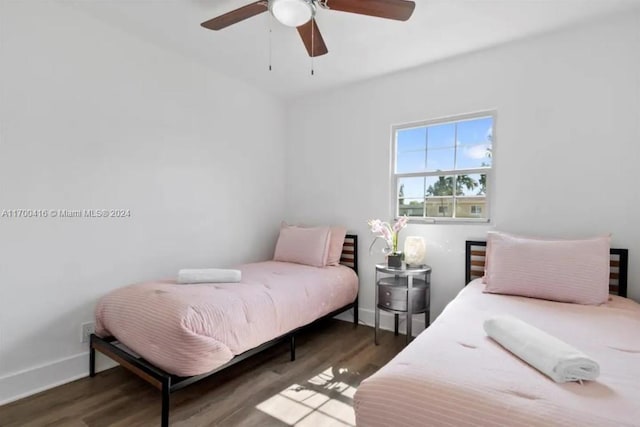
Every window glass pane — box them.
[426,147,455,171]
[457,117,493,146]
[425,176,454,197]
[427,123,455,149]
[478,173,487,196]
[397,127,427,152]
[398,177,425,199]
[399,198,424,217]
[455,174,482,196]
[456,144,492,169]
[425,197,453,218]
[396,150,425,173]
[425,176,454,218]
[456,117,492,169]
[396,128,427,173]
[425,123,455,171]
[456,197,486,218]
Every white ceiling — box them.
[71,0,640,99]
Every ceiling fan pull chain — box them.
[311,18,315,75]
[268,13,273,71]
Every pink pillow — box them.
[484,231,610,305]
[327,226,347,266]
[482,236,492,283]
[273,226,331,267]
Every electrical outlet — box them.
[81,322,95,343]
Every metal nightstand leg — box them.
[375,269,380,345]
[374,306,380,345]
[406,276,413,344]
[394,314,399,336]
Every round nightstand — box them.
[375,264,431,345]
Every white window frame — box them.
[390,111,496,224]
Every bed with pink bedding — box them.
[355,240,639,426]
[354,239,640,427]
[95,261,358,376]
[90,232,359,427]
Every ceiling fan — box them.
[201,0,416,57]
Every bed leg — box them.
[353,298,359,327]
[89,335,96,378]
[161,379,171,427]
[394,314,399,336]
[290,334,296,362]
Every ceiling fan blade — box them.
[297,19,328,57]
[201,1,268,31]
[326,0,415,21]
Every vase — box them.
[387,252,403,268]
[404,236,426,266]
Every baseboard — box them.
[0,351,117,406]
[335,307,428,336]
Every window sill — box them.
[401,217,491,225]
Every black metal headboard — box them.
[340,234,358,275]
[465,240,628,298]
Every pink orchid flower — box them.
[368,216,408,253]
[392,215,409,233]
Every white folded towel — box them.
[177,268,241,284]
[484,315,599,383]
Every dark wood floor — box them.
[0,321,406,426]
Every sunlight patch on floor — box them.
[256,367,357,426]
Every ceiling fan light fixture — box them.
[269,0,316,28]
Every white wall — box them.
[286,12,640,332]
[0,1,286,402]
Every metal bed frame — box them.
[90,234,359,426]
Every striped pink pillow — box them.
[484,232,610,305]
[273,225,331,267]
[327,226,347,266]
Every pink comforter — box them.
[95,261,358,376]
[355,280,640,427]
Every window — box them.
[393,112,494,222]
